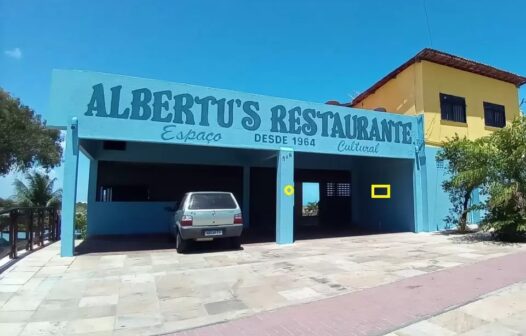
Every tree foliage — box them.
[0,197,16,210]
[0,88,62,176]
[436,135,492,232]
[12,171,62,207]
[438,116,526,240]
[75,202,88,239]
[303,201,319,216]
[481,117,526,240]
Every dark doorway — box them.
[294,169,352,239]
[245,167,353,243]
[247,167,277,242]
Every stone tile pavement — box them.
[172,248,526,336]
[389,280,526,336]
[0,232,524,335]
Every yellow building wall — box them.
[353,63,424,116]
[421,60,521,145]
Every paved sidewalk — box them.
[0,233,525,335]
[171,250,526,336]
[389,281,526,335]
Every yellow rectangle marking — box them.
[371,184,391,199]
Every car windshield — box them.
[188,193,237,210]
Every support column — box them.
[413,115,429,232]
[242,166,250,228]
[276,148,294,244]
[86,159,98,237]
[60,118,79,257]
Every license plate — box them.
[204,230,223,237]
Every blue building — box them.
[49,70,427,257]
[49,49,525,257]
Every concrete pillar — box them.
[413,115,429,232]
[242,166,250,228]
[276,148,294,244]
[86,159,98,237]
[60,118,79,257]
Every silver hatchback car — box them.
[171,192,243,253]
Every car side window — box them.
[178,195,187,210]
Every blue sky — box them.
[1,0,525,202]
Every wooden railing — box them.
[0,207,60,259]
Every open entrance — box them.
[77,139,416,253]
[79,139,281,252]
[293,169,352,239]
[246,151,416,243]
[91,161,244,236]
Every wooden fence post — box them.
[49,208,54,241]
[26,210,34,251]
[38,209,44,246]
[9,210,18,259]
[56,210,61,241]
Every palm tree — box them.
[12,171,62,207]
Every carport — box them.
[48,70,428,257]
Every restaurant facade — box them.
[48,69,432,257]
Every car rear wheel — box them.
[176,231,187,253]
[230,236,241,250]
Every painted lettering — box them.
[130,88,152,120]
[84,83,108,117]
[84,84,418,154]
[173,93,195,125]
[194,96,216,126]
[316,111,333,137]
[109,86,130,119]
[241,101,261,131]
[152,90,173,122]
[270,105,288,133]
[288,106,302,134]
[302,108,317,136]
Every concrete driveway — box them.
[0,232,525,335]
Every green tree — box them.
[481,117,526,241]
[0,88,62,176]
[12,171,62,207]
[437,135,492,232]
[75,211,87,239]
[0,197,16,210]
[75,202,88,239]
[302,201,319,216]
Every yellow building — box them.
[332,49,526,146]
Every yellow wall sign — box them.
[284,184,294,196]
[371,184,391,199]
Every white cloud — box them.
[4,47,22,60]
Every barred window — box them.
[440,93,466,123]
[336,183,351,196]
[326,182,350,197]
[484,102,505,128]
[326,182,335,197]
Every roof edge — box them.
[344,48,526,107]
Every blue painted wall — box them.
[425,146,453,231]
[85,144,418,236]
[49,70,420,160]
[353,157,415,232]
[47,70,431,244]
[425,145,483,230]
[88,202,175,235]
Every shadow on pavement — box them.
[75,234,244,255]
[76,227,409,255]
[434,230,525,246]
